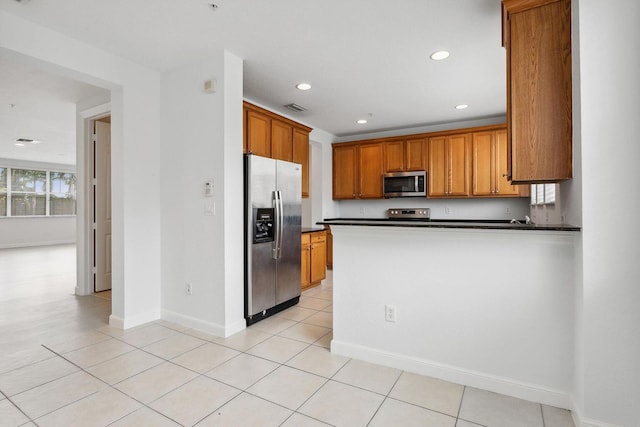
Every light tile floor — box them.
[0,245,576,426]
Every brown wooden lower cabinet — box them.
[301,231,327,291]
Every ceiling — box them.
[0,0,506,165]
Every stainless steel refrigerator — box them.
[244,154,301,325]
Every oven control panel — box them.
[387,208,431,220]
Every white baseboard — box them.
[162,309,228,337]
[569,397,622,427]
[0,240,75,249]
[109,311,160,330]
[224,318,247,338]
[108,314,124,330]
[331,340,571,410]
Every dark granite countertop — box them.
[318,218,580,232]
[301,227,326,233]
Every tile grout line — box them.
[6,282,333,426]
[0,388,37,426]
[38,344,184,427]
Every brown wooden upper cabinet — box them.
[428,133,472,197]
[243,102,312,197]
[245,110,271,158]
[270,119,293,162]
[383,138,427,173]
[503,0,572,183]
[333,142,383,199]
[472,128,524,197]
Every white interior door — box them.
[95,120,112,292]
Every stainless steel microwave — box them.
[383,171,427,198]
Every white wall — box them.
[331,225,576,408]
[337,197,531,221]
[575,0,640,425]
[1,11,163,329]
[160,51,245,337]
[0,217,76,248]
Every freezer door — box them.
[275,159,302,305]
[246,155,277,316]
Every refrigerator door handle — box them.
[272,191,278,259]
[275,190,284,259]
[272,190,284,260]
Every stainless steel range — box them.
[387,208,431,221]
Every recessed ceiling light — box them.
[356,119,368,124]
[296,83,312,91]
[430,50,450,61]
[14,142,25,147]
[455,104,469,110]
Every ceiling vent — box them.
[284,103,307,112]
[15,138,37,143]
[14,0,32,3]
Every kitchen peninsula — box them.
[322,219,579,410]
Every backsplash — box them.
[334,198,530,221]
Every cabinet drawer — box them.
[310,232,326,243]
[301,233,311,245]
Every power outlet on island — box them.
[385,304,397,323]
[185,282,193,295]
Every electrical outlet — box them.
[505,206,511,214]
[359,207,366,215]
[445,207,452,214]
[385,304,397,323]
[186,283,193,295]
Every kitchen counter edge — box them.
[301,227,326,233]
[318,219,580,232]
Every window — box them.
[0,166,77,217]
[50,172,77,215]
[530,183,556,205]
[0,167,6,216]
[11,169,47,216]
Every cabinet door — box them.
[495,129,520,195]
[333,145,358,199]
[293,128,310,198]
[301,234,310,290]
[271,120,293,161]
[448,134,471,196]
[358,143,384,198]
[383,141,405,172]
[507,0,572,182]
[246,111,271,157]
[428,136,448,197]
[406,137,427,171]
[310,235,327,284]
[472,132,495,196]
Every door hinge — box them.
[92,222,97,230]
[92,266,97,274]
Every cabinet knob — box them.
[502,173,510,178]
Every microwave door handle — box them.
[415,175,419,191]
